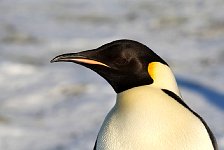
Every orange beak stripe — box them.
[71,58,110,68]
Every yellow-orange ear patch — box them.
[148,62,157,80]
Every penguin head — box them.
[51,39,180,96]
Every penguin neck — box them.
[148,62,181,98]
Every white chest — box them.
[96,86,213,150]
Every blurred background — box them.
[0,0,224,149]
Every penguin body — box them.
[51,39,217,150]
[96,86,213,150]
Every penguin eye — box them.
[115,58,128,66]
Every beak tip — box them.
[50,57,59,63]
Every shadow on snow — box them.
[176,76,224,111]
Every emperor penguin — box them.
[51,39,217,150]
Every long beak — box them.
[50,52,110,68]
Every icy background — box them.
[0,0,224,149]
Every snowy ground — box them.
[0,0,224,149]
